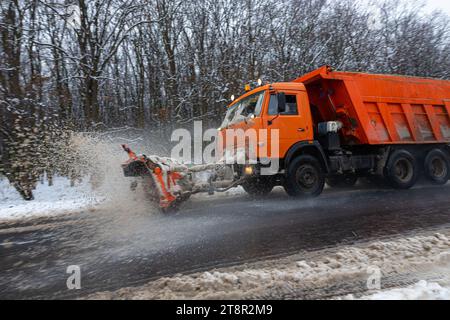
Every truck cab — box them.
[218,82,331,198]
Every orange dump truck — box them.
[122,66,450,210]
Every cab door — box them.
[263,90,313,159]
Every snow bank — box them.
[355,281,450,300]
[0,177,102,221]
[87,231,450,300]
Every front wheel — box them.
[284,155,325,198]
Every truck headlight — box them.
[244,166,253,175]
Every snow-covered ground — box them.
[87,230,450,300]
[353,281,450,300]
[0,177,103,221]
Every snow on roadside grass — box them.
[87,231,450,300]
[0,177,103,221]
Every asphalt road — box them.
[1,183,450,299]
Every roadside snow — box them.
[87,231,450,300]
[354,281,450,300]
[0,178,103,221]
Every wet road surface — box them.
[0,184,450,299]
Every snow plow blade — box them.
[121,145,247,211]
[121,144,193,210]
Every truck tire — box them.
[424,148,450,185]
[384,149,418,189]
[242,177,274,197]
[284,155,325,197]
[326,174,358,188]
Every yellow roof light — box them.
[244,84,251,92]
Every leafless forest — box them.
[1,0,449,199]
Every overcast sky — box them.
[425,0,450,14]
[359,0,450,15]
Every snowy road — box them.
[0,184,450,299]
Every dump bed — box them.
[295,66,450,146]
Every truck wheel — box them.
[384,149,418,189]
[424,149,450,185]
[326,174,358,188]
[242,177,274,197]
[284,155,325,197]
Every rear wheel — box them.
[284,155,325,198]
[424,149,450,185]
[384,149,418,189]
[242,177,274,197]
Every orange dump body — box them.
[295,66,450,146]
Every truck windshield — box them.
[220,104,240,129]
[220,91,265,128]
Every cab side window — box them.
[284,95,299,115]
[268,94,298,115]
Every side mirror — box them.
[277,93,286,114]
